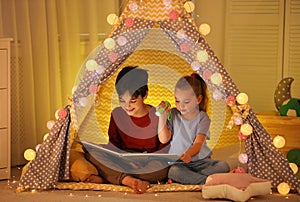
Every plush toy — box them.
[279,98,300,117]
[155,101,172,120]
[274,77,300,117]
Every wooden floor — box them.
[0,166,299,202]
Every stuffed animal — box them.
[274,77,300,117]
[279,98,300,117]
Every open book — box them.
[77,140,180,164]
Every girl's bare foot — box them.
[122,176,150,194]
[85,174,104,184]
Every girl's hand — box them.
[180,152,192,163]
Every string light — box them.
[106,13,118,25]
[289,163,298,174]
[184,1,195,13]
[273,135,286,149]
[277,182,290,195]
[24,149,36,161]
[236,93,248,105]
[240,123,253,136]
[199,23,211,36]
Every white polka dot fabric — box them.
[16,0,300,192]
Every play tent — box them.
[17,0,299,192]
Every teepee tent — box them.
[17,0,299,192]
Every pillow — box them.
[69,150,99,182]
[202,173,271,202]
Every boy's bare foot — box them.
[166,178,173,184]
[85,174,104,184]
[122,176,150,194]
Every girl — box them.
[158,73,230,184]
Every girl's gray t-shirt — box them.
[167,109,211,161]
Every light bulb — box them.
[273,135,286,149]
[289,163,298,174]
[236,93,248,105]
[107,13,118,25]
[199,23,211,36]
[277,182,290,195]
[184,1,195,13]
[24,149,36,161]
[240,123,253,136]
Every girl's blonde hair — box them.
[175,73,208,111]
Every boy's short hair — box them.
[115,66,148,98]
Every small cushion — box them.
[69,150,99,182]
[202,173,271,202]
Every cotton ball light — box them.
[199,23,211,36]
[79,97,89,107]
[129,2,138,11]
[43,133,49,141]
[117,36,127,46]
[273,135,286,149]
[163,0,172,6]
[55,109,67,119]
[238,153,248,164]
[177,29,187,40]
[236,93,248,105]
[289,163,298,174]
[85,59,98,71]
[240,123,253,136]
[184,1,195,13]
[277,182,290,195]
[24,149,36,161]
[234,115,243,125]
[46,120,55,130]
[106,13,118,25]
[191,61,201,71]
[212,90,223,101]
[196,50,208,62]
[35,144,41,152]
[103,38,116,50]
[210,73,223,85]
[96,65,105,75]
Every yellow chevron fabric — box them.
[121,0,186,22]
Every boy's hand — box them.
[180,152,192,163]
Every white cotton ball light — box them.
[273,135,286,149]
[277,182,290,195]
[79,97,89,107]
[210,73,223,85]
[85,59,98,71]
[24,149,36,161]
[117,36,127,46]
[196,50,208,62]
[238,153,248,164]
[240,123,253,136]
[236,93,249,105]
[103,38,116,50]
[129,2,138,11]
[199,23,211,36]
[107,13,118,25]
[43,133,49,141]
[289,163,298,174]
[46,120,55,130]
[212,90,223,101]
[35,144,41,152]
